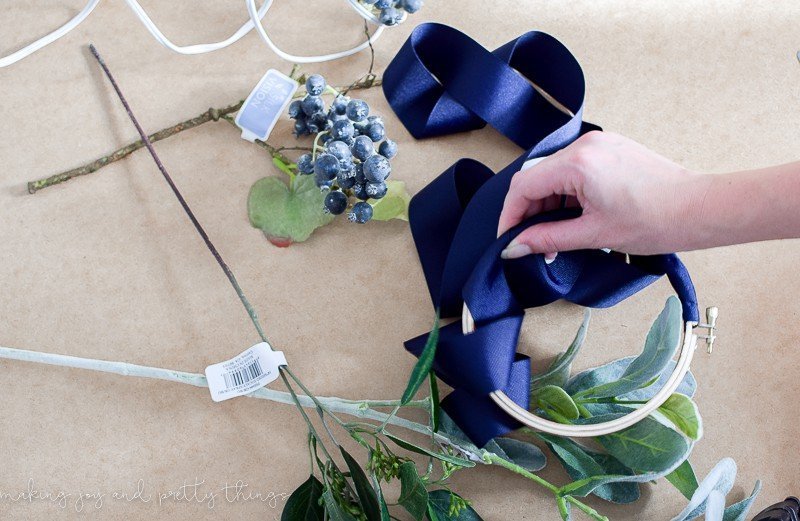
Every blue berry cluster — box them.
[289,74,399,224]
[360,0,424,26]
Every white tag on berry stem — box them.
[235,69,298,143]
[204,342,287,402]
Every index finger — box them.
[496,155,578,237]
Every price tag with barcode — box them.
[204,342,286,402]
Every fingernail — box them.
[544,252,558,264]
[501,242,532,259]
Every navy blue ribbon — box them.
[384,23,699,446]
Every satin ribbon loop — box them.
[406,316,523,396]
[382,22,586,148]
[386,23,699,446]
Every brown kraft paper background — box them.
[1,1,799,519]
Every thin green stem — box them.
[337,397,429,409]
[278,369,339,463]
[484,453,558,493]
[557,496,570,520]
[311,130,329,161]
[284,366,350,436]
[307,431,315,474]
[484,453,609,521]
[378,404,402,432]
[0,342,610,519]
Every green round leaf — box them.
[531,385,580,421]
[248,175,334,245]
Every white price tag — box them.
[234,68,299,143]
[204,342,286,402]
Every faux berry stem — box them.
[26,76,382,194]
[311,130,330,161]
[26,101,244,193]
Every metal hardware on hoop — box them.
[694,306,719,353]
[460,301,718,437]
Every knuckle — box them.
[569,145,594,173]
[576,130,603,146]
[536,229,561,253]
[509,170,524,189]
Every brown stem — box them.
[27,101,244,194]
[27,75,382,194]
[219,114,307,165]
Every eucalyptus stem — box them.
[279,369,335,461]
[0,342,609,518]
[284,365,349,430]
[0,344,435,441]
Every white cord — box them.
[122,0,272,56]
[0,0,386,68]
[0,0,101,68]
[246,0,385,64]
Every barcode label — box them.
[205,342,287,402]
[222,359,264,389]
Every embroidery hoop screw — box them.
[694,306,719,354]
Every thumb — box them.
[500,218,595,260]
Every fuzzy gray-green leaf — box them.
[531,310,590,391]
[538,433,639,503]
[572,297,682,399]
[566,358,697,401]
[723,480,762,521]
[658,393,702,440]
[671,458,737,521]
[491,437,547,472]
[595,414,690,473]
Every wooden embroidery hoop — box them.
[461,301,718,437]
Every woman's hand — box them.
[497,131,711,260]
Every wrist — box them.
[673,170,717,252]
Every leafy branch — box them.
[0,342,599,519]
[0,296,763,520]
